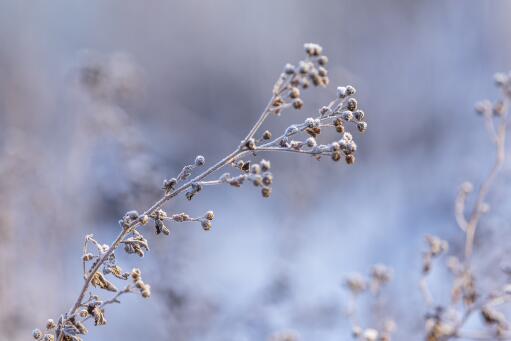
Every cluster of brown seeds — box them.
[210,158,273,198]
[131,268,151,298]
[32,320,56,341]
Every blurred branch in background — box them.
[342,73,511,341]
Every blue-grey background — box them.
[1,1,511,340]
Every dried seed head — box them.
[273,96,284,107]
[357,121,368,133]
[298,61,310,74]
[304,43,323,56]
[331,151,341,161]
[135,279,145,289]
[494,72,508,87]
[205,211,214,221]
[131,268,142,280]
[262,173,273,186]
[32,329,42,339]
[252,175,263,187]
[126,210,139,220]
[354,110,365,121]
[139,214,149,225]
[261,187,272,198]
[79,309,89,318]
[341,110,353,121]
[306,126,320,137]
[240,161,250,172]
[82,253,94,261]
[475,100,492,115]
[194,155,205,167]
[171,212,191,222]
[352,325,363,338]
[245,138,256,150]
[301,78,309,89]
[45,319,56,330]
[447,256,461,274]
[481,306,508,328]
[262,130,272,140]
[293,98,304,110]
[280,137,290,148]
[344,273,367,295]
[163,178,177,192]
[337,86,347,98]
[201,219,212,231]
[289,87,300,99]
[371,264,392,285]
[347,98,358,111]
[154,209,167,220]
[284,63,295,75]
[345,154,355,165]
[345,141,357,154]
[318,66,328,77]
[250,164,261,174]
[345,85,356,95]
[155,219,170,235]
[310,72,322,86]
[363,328,378,341]
[305,117,315,128]
[141,286,151,298]
[317,55,328,66]
[260,159,271,171]
[43,334,54,341]
[426,235,448,257]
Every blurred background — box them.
[2,1,511,340]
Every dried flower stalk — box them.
[33,43,369,341]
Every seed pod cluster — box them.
[132,268,151,298]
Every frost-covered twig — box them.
[32,43,369,341]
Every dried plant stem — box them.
[419,276,433,307]
[38,44,368,341]
[243,74,291,143]
[69,142,244,318]
[66,74,291,319]
[453,331,511,340]
[464,100,508,262]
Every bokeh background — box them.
[2,1,511,340]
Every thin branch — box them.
[464,97,508,261]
